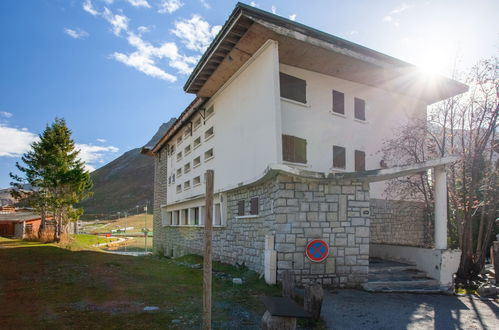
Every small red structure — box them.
[0,211,43,239]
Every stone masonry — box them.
[153,169,371,288]
[370,199,433,248]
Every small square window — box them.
[205,105,214,118]
[354,97,366,121]
[204,127,214,140]
[193,176,201,186]
[177,151,183,161]
[193,156,201,167]
[176,184,182,193]
[184,181,190,190]
[194,117,202,130]
[184,162,191,174]
[184,145,191,155]
[177,136,182,146]
[282,135,307,164]
[194,137,201,149]
[204,148,214,161]
[184,129,190,139]
[176,168,182,177]
[333,145,346,169]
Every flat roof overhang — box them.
[184,2,468,104]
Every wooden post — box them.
[281,270,295,300]
[304,283,324,322]
[203,170,214,330]
[493,242,499,284]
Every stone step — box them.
[368,271,432,282]
[362,282,445,293]
[368,265,419,274]
[363,279,441,292]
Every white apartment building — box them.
[145,3,466,287]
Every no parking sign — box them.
[306,239,329,262]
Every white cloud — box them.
[0,124,38,157]
[250,1,258,7]
[171,15,221,52]
[102,0,114,4]
[127,0,151,8]
[0,111,12,119]
[137,25,153,34]
[96,138,107,143]
[102,7,129,36]
[75,144,119,172]
[271,5,276,14]
[64,28,89,39]
[383,3,412,26]
[289,14,296,21]
[83,0,98,16]
[158,0,183,14]
[350,30,358,35]
[200,0,210,9]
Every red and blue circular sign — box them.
[306,239,329,262]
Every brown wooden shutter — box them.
[250,197,259,215]
[333,145,346,169]
[355,150,366,172]
[332,90,345,114]
[280,72,307,103]
[354,98,366,120]
[282,134,294,162]
[237,200,245,216]
[295,137,307,164]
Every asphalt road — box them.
[321,290,498,330]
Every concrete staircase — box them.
[362,258,445,293]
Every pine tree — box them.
[10,118,93,240]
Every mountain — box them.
[79,119,175,219]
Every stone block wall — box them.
[153,172,370,288]
[370,199,433,248]
[152,148,169,252]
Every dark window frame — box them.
[354,97,366,121]
[279,72,307,104]
[250,197,259,215]
[333,145,346,169]
[237,200,245,216]
[282,134,307,164]
[355,150,366,172]
[332,90,345,115]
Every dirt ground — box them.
[322,289,498,330]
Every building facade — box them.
[145,3,466,287]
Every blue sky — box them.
[0,0,497,188]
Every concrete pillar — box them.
[434,166,448,249]
[264,235,277,284]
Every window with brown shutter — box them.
[332,90,345,115]
[280,72,307,104]
[355,150,366,172]
[333,145,346,169]
[250,197,259,215]
[354,97,366,120]
[237,200,245,216]
[282,135,307,164]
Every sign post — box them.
[203,170,214,330]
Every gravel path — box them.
[321,289,498,330]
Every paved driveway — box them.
[321,290,498,330]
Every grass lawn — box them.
[82,214,153,235]
[0,236,300,329]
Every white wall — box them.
[279,64,427,197]
[165,40,281,204]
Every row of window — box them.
[172,148,214,184]
[282,134,366,171]
[176,175,202,193]
[174,106,215,148]
[176,126,214,161]
[237,197,260,216]
[280,72,366,121]
[162,203,223,227]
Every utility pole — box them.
[144,203,148,253]
[203,170,214,330]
